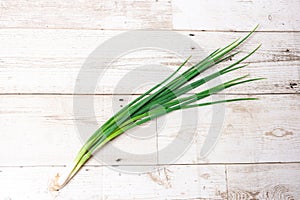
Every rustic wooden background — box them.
[0,0,299,199]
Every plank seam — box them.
[225,165,229,200]
[1,161,300,168]
[0,27,300,32]
[0,93,299,96]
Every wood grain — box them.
[158,94,300,164]
[0,94,298,166]
[227,163,300,200]
[1,0,299,31]
[0,165,226,200]
[1,163,299,199]
[0,30,299,94]
[0,0,299,199]
[0,0,173,30]
[172,0,300,31]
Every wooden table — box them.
[0,0,299,199]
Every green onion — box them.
[50,25,263,190]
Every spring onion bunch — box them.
[50,26,262,190]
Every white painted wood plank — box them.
[226,163,300,200]
[0,0,173,30]
[0,95,157,166]
[0,30,299,94]
[157,94,300,164]
[0,1,298,199]
[0,94,299,166]
[1,29,298,60]
[0,165,227,200]
[0,0,299,31]
[172,0,300,31]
